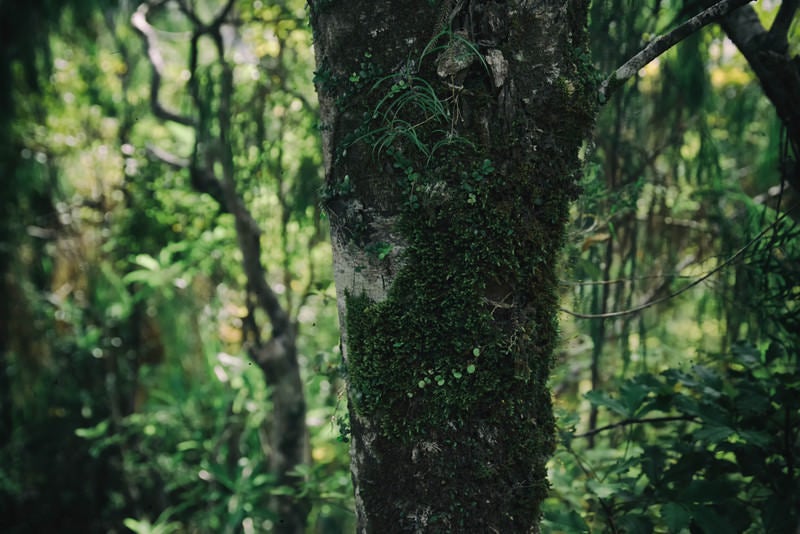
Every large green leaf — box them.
[661,502,690,533]
[585,390,631,417]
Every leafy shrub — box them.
[545,341,799,533]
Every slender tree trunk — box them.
[133,3,311,530]
[310,1,596,530]
[718,3,800,189]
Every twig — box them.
[573,415,698,439]
[145,143,189,168]
[598,0,755,102]
[131,2,195,126]
[176,0,235,33]
[561,205,797,319]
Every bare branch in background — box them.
[134,0,287,334]
[573,415,698,439]
[133,2,311,527]
[131,3,195,127]
[176,0,235,33]
[145,143,189,169]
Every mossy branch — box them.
[598,0,755,103]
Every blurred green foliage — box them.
[543,1,800,532]
[0,0,351,531]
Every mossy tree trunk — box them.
[309,0,596,531]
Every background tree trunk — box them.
[133,3,312,530]
[718,2,800,190]
[310,0,596,530]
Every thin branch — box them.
[145,143,190,168]
[561,205,797,319]
[598,0,755,102]
[176,0,235,34]
[560,274,696,287]
[144,143,231,207]
[131,2,195,127]
[573,415,698,439]
[769,0,799,45]
[634,253,697,310]
[175,0,203,27]
[213,25,291,338]
[213,0,237,30]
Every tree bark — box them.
[310,0,596,530]
[718,3,800,188]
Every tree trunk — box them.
[718,3,800,189]
[309,0,596,531]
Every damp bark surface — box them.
[309,1,597,531]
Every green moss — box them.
[330,2,597,527]
[343,148,562,524]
